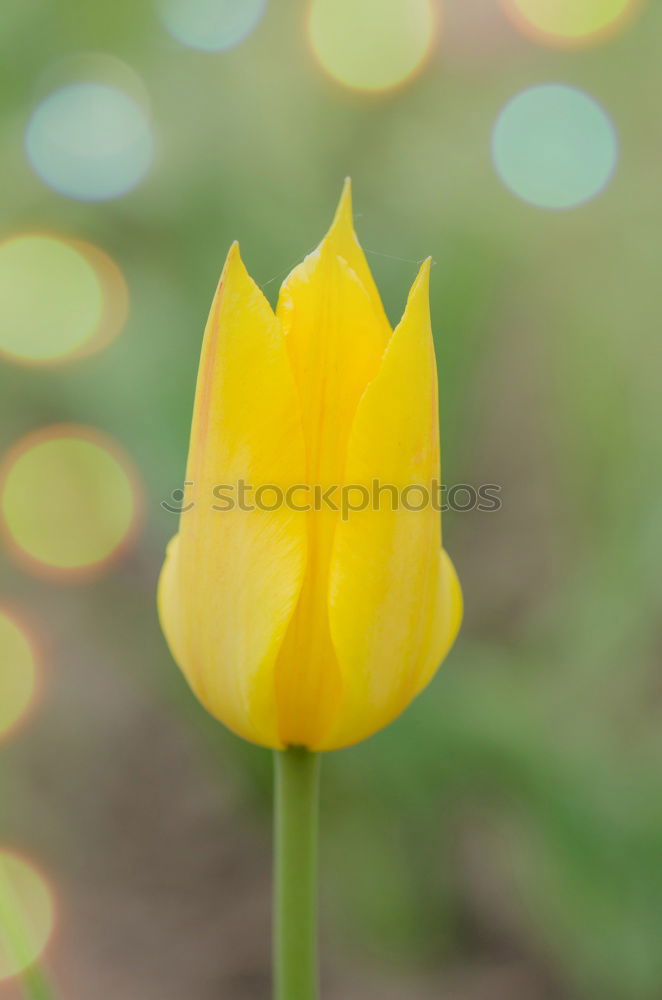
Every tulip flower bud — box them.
[158,182,461,750]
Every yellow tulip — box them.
[158,182,462,751]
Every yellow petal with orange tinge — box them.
[274,240,386,747]
[157,243,306,748]
[157,184,462,753]
[319,259,462,750]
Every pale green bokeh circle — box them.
[309,0,435,92]
[25,83,154,202]
[0,852,54,980]
[507,0,637,41]
[0,236,103,363]
[491,84,618,209]
[159,0,268,51]
[1,434,137,572]
[0,612,36,738]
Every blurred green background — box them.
[1,0,661,997]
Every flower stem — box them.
[273,747,320,1000]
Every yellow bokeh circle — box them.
[0,426,140,579]
[0,234,129,366]
[0,609,39,739]
[309,0,437,93]
[72,239,130,359]
[501,0,643,47]
[0,851,54,980]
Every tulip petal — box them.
[412,547,463,697]
[158,243,306,748]
[274,241,386,746]
[321,259,462,750]
[322,179,391,343]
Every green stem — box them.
[273,748,320,1000]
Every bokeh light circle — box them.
[491,84,618,209]
[69,239,130,360]
[0,235,93,364]
[25,82,154,201]
[38,53,152,114]
[0,426,141,579]
[0,852,54,980]
[309,0,437,93]
[501,0,642,47]
[0,234,129,365]
[158,0,268,51]
[0,610,38,739]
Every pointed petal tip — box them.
[211,242,243,301]
[217,240,240,278]
[316,182,352,263]
[393,255,432,333]
[225,240,241,265]
[220,241,252,287]
[210,241,269,321]
[409,256,432,301]
[329,178,354,236]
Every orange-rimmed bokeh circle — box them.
[0,425,141,580]
[0,232,129,367]
[308,0,438,93]
[0,608,41,740]
[0,850,55,981]
[500,0,644,48]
